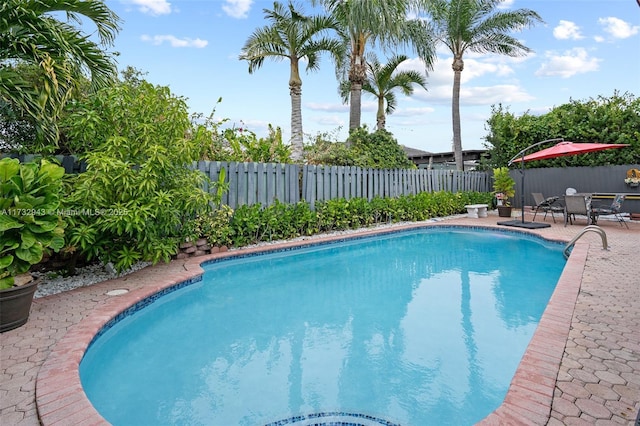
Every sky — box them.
[102,0,640,154]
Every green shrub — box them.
[221,125,292,163]
[0,158,65,288]
[221,191,493,248]
[348,128,415,169]
[62,80,219,272]
[304,127,415,169]
[186,205,234,247]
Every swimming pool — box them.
[79,227,566,425]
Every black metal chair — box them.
[591,194,628,228]
[531,193,563,223]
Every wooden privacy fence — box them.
[198,161,301,208]
[195,161,492,209]
[1,155,492,209]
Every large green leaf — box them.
[19,194,45,208]
[49,235,65,250]
[1,181,20,198]
[0,254,13,269]
[9,175,23,191]
[20,164,36,192]
[0,158,20,184]
[0,214,23,232]
[39,161,65,181]
[27,219,59,233]
[0,242,20,255]
[15,243,43,265]
[0,276,15,290]
[13,199,35,210]
[20,230,36,249]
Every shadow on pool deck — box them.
[1,211,639,425]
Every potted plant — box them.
[493,167,516,217]
[1,158,65,332]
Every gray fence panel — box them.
[303,165,316,208]
[228,163,239,207]
[285,164,296,204]
[258,163,277,206]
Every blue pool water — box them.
[80,228,565,425]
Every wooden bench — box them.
[465,204,488,218]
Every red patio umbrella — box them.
[512,141,630,163]
[499,139,630,229]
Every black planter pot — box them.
[0,278,39,333]
[497,205,513,218]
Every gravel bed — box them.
[33,261,152,298]
[32,215,462,298]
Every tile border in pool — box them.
[35,223,586,425]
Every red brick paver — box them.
[1,212,639,425]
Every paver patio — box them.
[1,211,639,425]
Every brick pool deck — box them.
[1,211,639,425]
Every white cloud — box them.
[392,107,436,117]
[222,0,253,19]
[459,85,534,105]
[398,54,529,107]
[306,102,349,113]
[124,0,171,16]
[598,17,639,39]
[553,20,584,40]
[400,54,517,85]
[536,47,601,78]
[140,34,208,48]
[311,115,345,127]
[496,0,514,10]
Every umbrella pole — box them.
[521,158,525,223]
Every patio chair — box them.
[564,194,592,227]
[531,193,563,223]
[591,194,628,229]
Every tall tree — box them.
[421,0,542,170]
[0,0,121,150]
[341,54,427,130]
[239,1,343,162]
[314,0,435,133]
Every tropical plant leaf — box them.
[0,276,15,290]
[0,214,23,232]
[0,158,20,183]
[15,243,43,265]
[0,254,13,269]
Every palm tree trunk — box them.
[376,96,386,130]
[290,82,303,162]
[349,82,363,133]
[348,45,367,137]
[451,56,464,170]
[289,60,303,162]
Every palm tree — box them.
[239,1,343,162]
[420,0,542,170]
[341,54,427,131]
[314,0,436,133]
[0,0,120,149]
